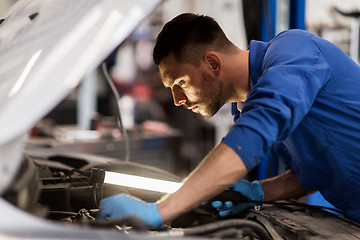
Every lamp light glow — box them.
[104,171,183,193]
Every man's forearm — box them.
[157,142,247,223]
[260,169,314,201]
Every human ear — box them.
[204,52,220,73]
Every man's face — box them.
[159,54,224,118]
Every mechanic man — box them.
[98,13,360,228]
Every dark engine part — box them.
[37,164,105,212]
[40,183,101,212]
[32,154,182,214]
[180,219,272,240]
[245,205,360,240]
[1,154,43,215]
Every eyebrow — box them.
[162,71,175,88]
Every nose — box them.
[171,86,187,106]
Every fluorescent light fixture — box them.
[104,171,183,193]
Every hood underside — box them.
[0,0,163,194]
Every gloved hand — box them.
[212,179,264,217]
[97,194,163,229]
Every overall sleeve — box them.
[222,31,331,171]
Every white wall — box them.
[306,0,360,27]
[0,0,15,17]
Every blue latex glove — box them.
[97,194,163,229]
[212,179,264,217]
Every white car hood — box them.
[0,0,163,194]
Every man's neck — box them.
[223,49,250,103]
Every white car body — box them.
[0,0,170,238]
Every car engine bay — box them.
[2,149,359,240]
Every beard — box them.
[185,71,224,118]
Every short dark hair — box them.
[153,13,235,66]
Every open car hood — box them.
[0,0,163,195]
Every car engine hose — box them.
[88,216,148,231]
[182,219,272,240]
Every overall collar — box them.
[248,40,269,88]
[231,40,269,119]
